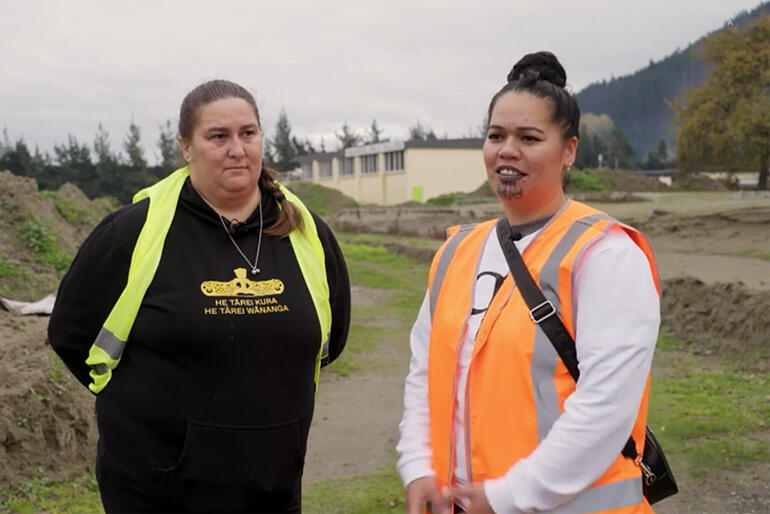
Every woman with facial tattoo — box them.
[397,52,661,513]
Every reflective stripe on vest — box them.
[85,166,331,393]
[427,200,658,513]
[429,223,476,319]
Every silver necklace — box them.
[218,200,263,275]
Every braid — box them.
[260,167,304,237]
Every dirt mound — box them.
[671,172,729,191]
[0,311,97,485]
[661,277,770,371]
[638,206,770,257]
[0,171,115,484]
[0,171,117,301]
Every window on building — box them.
[318,160,332,178]
[384,150,404,172]
[340,157,354,176]
[302,162,313,180]
[361,154,379,174]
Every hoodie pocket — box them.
[153,419,303,512]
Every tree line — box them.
[0,112,448,203]
[267,111,442,172]
[0,120,180,204]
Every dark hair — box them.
[179,79,303,237]
[487,51,580,139]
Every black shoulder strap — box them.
[494,217,638,461]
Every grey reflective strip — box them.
[429,224,476,319]
[93,326,125,360]
[569,216,616,328]
[322,331,330,359]
[531,213,614,441]
[93,364,109,375]
[550,477,643,514]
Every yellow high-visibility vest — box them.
[85,166,332,393]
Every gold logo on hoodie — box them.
[201,268,285,297]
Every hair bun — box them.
[507,51,567,88]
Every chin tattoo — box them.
[497,178,524,199]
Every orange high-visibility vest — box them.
[427,200,659,513]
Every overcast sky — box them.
[0,0,764,164]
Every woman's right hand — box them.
[405,476,449,514]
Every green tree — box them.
[292,136,316,155]
[408,120,437,141]
[368,119,385,143]
[335,122,361,149]
[673,14,770,188]
[157,119,179,172]
[53,134,97,195]
[123,119,147,169]
[575,123,597,168]
[606,128,636,169]
[269,108,298,171]
[94,123,115,165]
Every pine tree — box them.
[157,119,179,172]
[94,123,115,166]
[368,119,385,143]
[269,108,297,171]
[335,122,361,149]
[123,119,147,169]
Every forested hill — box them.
[576,2,770,157]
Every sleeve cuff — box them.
[399,459,435,488]
[484,477,521,514]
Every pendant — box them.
[251,267,260,275]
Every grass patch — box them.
[17,218,72,274]
[0,470,102,513]
[738,249,770,261]
[325,236,428,378]
[341,242,427,293]
[326,322,387,377]
[285,181,358,216]
[649,368,770,440]
[566,168,610,192]
[426,191,465,206]
[40,191,94,225]
[649,343,770,477]
[303,465,403,513]
[0,252,48,300]
[656,332,685,351]
[339,232,441,250]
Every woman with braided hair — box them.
[397,52,660,513]
[49,79,350,512]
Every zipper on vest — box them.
[463,373,473,482]
[462,282,516,484]
[448,321,471,488]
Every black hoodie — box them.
[48,178,350,512]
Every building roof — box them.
[294,138,484,163]
[404,138,484,149]
[294,150,342,164]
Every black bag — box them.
[495,218,678,505]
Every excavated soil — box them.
[0,310,97,485]
[661,278,770,371]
